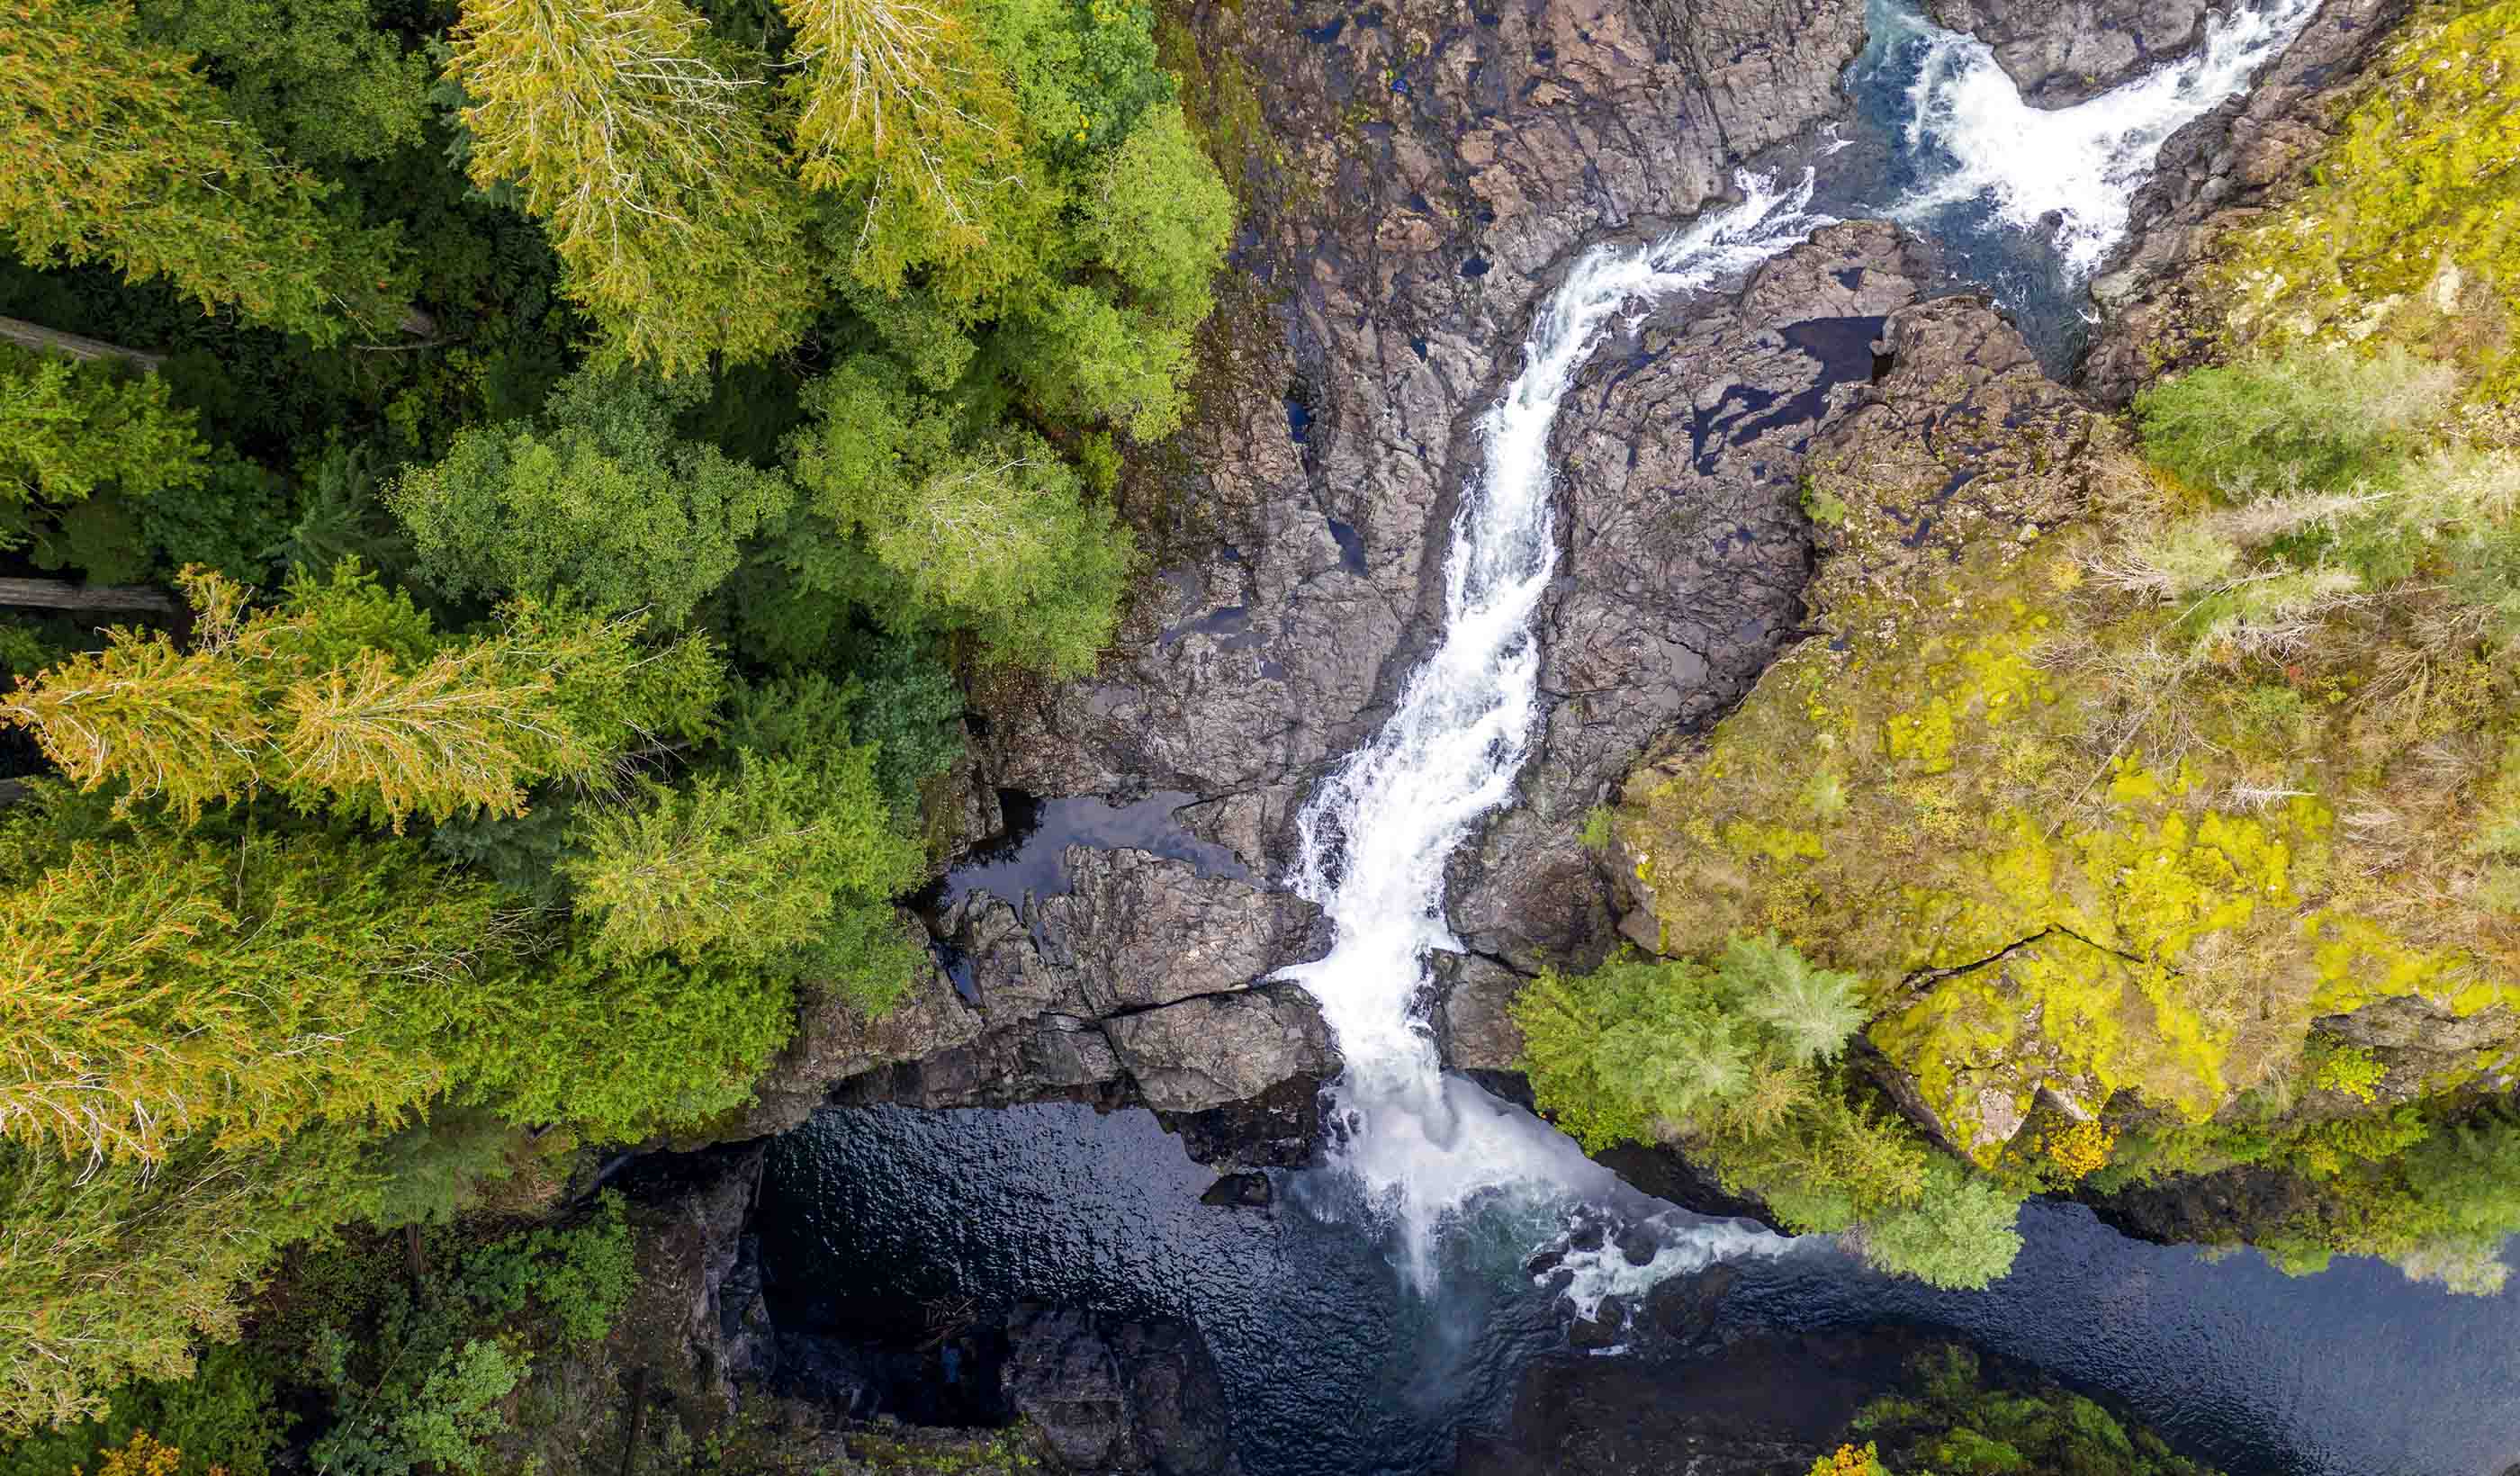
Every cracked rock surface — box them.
[1926,0,2209,107]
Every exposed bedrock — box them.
[801,849,1337,1165]
[815,0,1880,1139]
[1927,0,2210,107]
[1453,221,1936,972]
[979,0,1870,835]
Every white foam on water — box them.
[1540,1210,1799,1325]
[1891,0,2323,276]
[1278,172,1829,1289]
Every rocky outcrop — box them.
[1001,1308,1243,1476]
[832,848,1336,1159]
[1457,1322,1934,1476]
[979,0,1871,864]
[2082,0,2410,401]
[1927,0,2208,107]
[1456,222,1936,970]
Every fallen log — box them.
[0,315,167,371]
[0,578,177,616]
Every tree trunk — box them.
[0,316,167,371]
[0,578,176,616]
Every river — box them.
[760,3,2520,1472]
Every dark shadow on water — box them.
[934,791,1252,911]
[759,1104,2520,1476]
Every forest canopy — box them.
[0,0,1236,1443]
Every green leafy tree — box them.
[390,367,795,628]
[131,0,431,165]
[565,747,922,964]
[1006,100,1230,438]
[722,646,963,824]
[785,360,1133,674]
[1728,934,1868,1066]
[446,0,817,373]
[0,0,408,341]
[1854,1160,2026,1292]
[972,0,1171,159]
[0,1343,284,1476]
[0,345,208,550]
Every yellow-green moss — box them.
[2213,0,2520,392]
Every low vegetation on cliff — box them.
[1534,0,2520,1292]
[0,0,1238,1453]
[1809,1345,2227,1476]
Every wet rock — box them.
[1199,1171,1275,1207]
[1105,986,1340,1113]
[1928,0,2209,107]
[1455,223,1934,969]
[832,851,1331,1129]
[1434,951,1530,1075]
[978,0,1871,823]
[1002,1307,1242,1476]
[1456,1330,1928,1476]
[1003,1309,1132,1470]
[1038,847,1329,1016]
[2083,0,2411,402]
[1162,1073,1328,1170]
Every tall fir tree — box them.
[0,0,408,341]
[445,0,817,374]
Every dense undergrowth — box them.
[1809,1345,2227,1476]
[1526,0,2520,1292]
[0,0,1250,1455]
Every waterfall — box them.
[1886,0,2325,276]
[1280,172,1832,1285]
[1279,0,2323,1292]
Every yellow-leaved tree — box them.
[0,0,407,341]
[0,562,718,828]
[779,0,1030,293]
[445,0,817,373]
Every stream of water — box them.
[761,3,2520,1472]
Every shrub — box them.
[2133,347,2450,499]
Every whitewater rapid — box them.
[1280,0,2325,1292]
[1280,171,1832,1284]
[1887,0,2324,276]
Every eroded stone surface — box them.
[1928,0,2209,106]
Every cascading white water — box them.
[1889,0,2324,276]
[1280,171,1832,1285]
[1280,1,2323,1292]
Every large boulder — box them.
[1452,222,1935,970]
[1927,0,2210,107]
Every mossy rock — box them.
[1614,295,2520,1167]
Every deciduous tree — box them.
[390,367,795,628]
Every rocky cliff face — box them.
[783,0,1886,1147]
[728,0,2422,1184]
[2083,0,2410,401]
